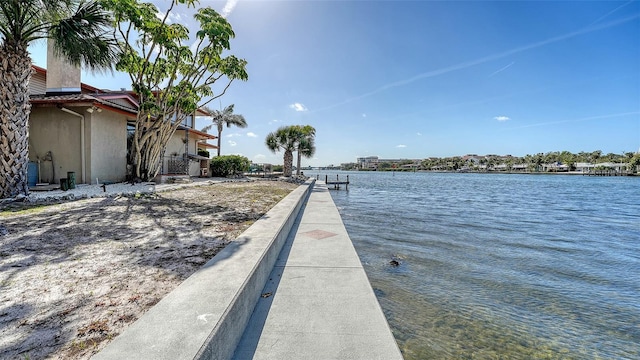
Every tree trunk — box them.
[131,109,183,181]
[296,151,301,176]
[216,128,222,157]
[0,43,32,198]
[283,150,293,177]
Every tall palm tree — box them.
[265,126,299,177]
[201,104,247,156]
[0,0,117,198]
[294,125,315,176]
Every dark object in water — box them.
[389,259,400,267]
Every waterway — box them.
[323,171,639,359]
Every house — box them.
[575,162,628,174]
[575,162,593,173]
[27,44,216,186]
[541,162,569,172]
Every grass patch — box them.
[0,204,50,217]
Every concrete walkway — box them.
[233,182,403,360]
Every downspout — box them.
[60,107,86,184]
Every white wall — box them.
[87,110,129,183]
[28,107,82,184]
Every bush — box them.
[198,149,210,158]
[210,155,250,177]
[272,164,283,172]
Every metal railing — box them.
[160,156,189,175]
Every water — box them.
[322,171,640,359]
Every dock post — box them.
[346,175,349,191]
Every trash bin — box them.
[67,172,76,189]
[60,178,69,191]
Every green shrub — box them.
[272,164,283,172]
[198,149,210,158]
[210,155,250,177]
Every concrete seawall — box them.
[233,181,402,359]
[94,179,314,360]
[94,180,402,359]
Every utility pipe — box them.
[60,107,86,184]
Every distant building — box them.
[356,156,379,169]
[356,156,421,170]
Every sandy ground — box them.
[0,180,298,360]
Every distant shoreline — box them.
[330,169,638,177]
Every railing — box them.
[160,156,189,175]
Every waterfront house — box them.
[541,162,569,172]
[27,45,216,186]
[575,162,629,174]
[511,164,528,172]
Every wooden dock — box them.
[319,174,350,190]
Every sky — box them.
[29,0,640,167]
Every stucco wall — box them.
[87,110,128,184]
[28,107,83,184]
[166,131,187,157]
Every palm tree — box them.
[294,125,315,176]
[265,126,299,177]
[0,0,117,198]
[201,104,247,156]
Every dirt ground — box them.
[0,180,298,360]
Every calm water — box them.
[322,171,640,359]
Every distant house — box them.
[575,162,627,174]
[541,162,569,172]
[27,44,216,186]
[511,164,528,172]
[574,162,593,173]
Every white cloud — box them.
[494,116,510,122]
[228,140,237,146]
[221,0,239,18]
[289,103,308,112]
[417,132,422,136]
[268,119,280,125]
[254,154,266,159]
[362,113,367,118]
[396,144,407,148]
[247,132,258,138]
[226,133,242,138]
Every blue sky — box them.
[30,0,640,167]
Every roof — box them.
[30,65,211,124]
[177,125,217,140]
[187,153,210,161]
[197,142,218,149]
[29,93,139,116]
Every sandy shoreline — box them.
[0,180,298,359]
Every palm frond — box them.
[49,0,118,72]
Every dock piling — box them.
[323,174,349,190]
